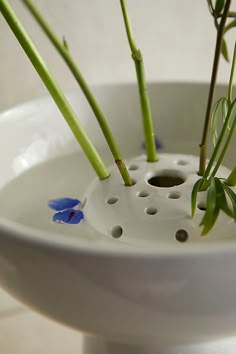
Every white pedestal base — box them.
[83,335,236,354]
[83,335,167,354]
[83,335,205,354]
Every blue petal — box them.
[68,209,84,224]
[48,198,80,211]
[142,136,163,151]
[53,209,84,224]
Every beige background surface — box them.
[1,0,236,110]
[0,1,236,353]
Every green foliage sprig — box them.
[192,177,236,235]
[192,43,236,235]
[199,0,232,176]
[207,0,236,61]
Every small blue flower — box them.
[48,197,84,224]
[48,197,80,211]
[53,209,84,224]
[142,135,163,151]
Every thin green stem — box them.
[203,99,236,178]
[199,0,231,176]
[204,42,236,179]
[120,0,157,162]
[0,0,109,180]
[228,42,236,102]
[22,0,133,186]
[120,0,137,53]
[226,166,236,185]
[210,115,236,177]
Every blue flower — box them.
[48,197,80,211]
[142,135,163,151]
[53,209,84,224]
[48,197,84,224]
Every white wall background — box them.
[0,0,236,111]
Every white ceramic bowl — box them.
[0,83,236,351]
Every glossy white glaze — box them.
[0,83,236,353]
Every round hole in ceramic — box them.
[176,159,189,166]
[145,207,158,215]
[128,164,139,171]
[111,225,123,238]
[147,171,185,188]
[137,190,149,198]
[175,229,189,242]
[197,202,206,211]
[168,191,181,199]
[107,196,119,205]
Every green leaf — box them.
[191,178,205,216]
[215,177,234,218]
[200,178,219,235]
[207,0,214,14]
[221,39,230,62]
[226,166,236,186]
[201,207,220,235]
[222,98,229,123]
[211,96,228,146]
[208,99,236,179]
[221,99,232,137]
[224,19,236,34]
[215,0,225,15]
[222,183,236,219]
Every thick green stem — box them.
[22,0,133,186]
[133,50,157,162]
[226,166,236,185]
[120,0,157,162]
[199,0,231,176]
[0,0,109,180]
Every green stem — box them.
[226,166,236,185]
[210,114,236,177]
[120,0,157,162]
[228,42,236,102]
[203,99,236,178]
[204,42,236,179]
[199,0,231,176]
[22,0,133,186]
[0,0,109,180]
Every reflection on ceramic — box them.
[0,83,236,354]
